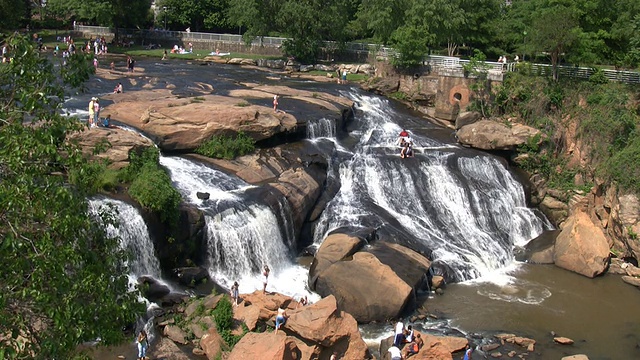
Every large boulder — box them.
[309,234,366,283]
[200,327,226,360]
[310,234,432,322]
[379,331,466,360]
[516,230,560,264]
[269,167,324,236]
[233,291,296,331]
[313,251,413,322]
[455,111,482,130]
[361,76,401,95]
[69,126,154,169]
[456,120,541,150]
[554,211,611,278]
[148,337,191,360]
[228,332,300,360]
[285,295,370,359]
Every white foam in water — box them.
[313,91,551,281]
[62,108,89,120]
[463,263,552,305]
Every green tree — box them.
[159,0,230,32]
[276,0,351,62]
[529,2,581,81]
[0,34,143,359]
[0,0,30,30]
[353,0,409,45]
[227,0,279,43]
[45,0,151,29]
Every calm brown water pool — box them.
[428,263,640,360]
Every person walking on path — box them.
[136,330,149,360]
[262,265,270,294]
[230,281,240,306]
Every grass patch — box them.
[235,101,250,107]
[195,132,256,159]
[389,91,408,100]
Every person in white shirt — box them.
[388,345,402,360]
[393,321,404,347]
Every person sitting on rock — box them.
[402,333,423,359]
[400,142,414,158]
[398,129,411,146]
[297,295,308,308]
[403,325,414,343]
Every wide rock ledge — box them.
[69,126,154,169]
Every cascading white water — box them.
[307,118,337,138]
[88,197,162,280]
[160,156,317,300]
[313,92,551,281]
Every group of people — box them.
[389,320,473,360]
[88,97,114,128]
[170,43,192,54]
[398,129,414,158]
[388,321,423,359]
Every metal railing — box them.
[76,25,640,84]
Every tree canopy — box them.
[3,0,639,70]
[0,34,143,359]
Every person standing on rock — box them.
[463,344,472,360]
[273,94,279,112]
[136,329,149,360]
[393,320,405,347]
[231,281,240,306]
[262,265,270,294]
[88,97,96,128]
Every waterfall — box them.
[88,197,162,280]
[160,156,315,300]
[313,92,551,282]
[307,118,336,138]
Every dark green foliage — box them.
[608,136,640,194]
[502,72,639,195]
[212,295,246,347]
[588,68,609,85]
[124,147,182,224]
[61,52,96,89]
[213,296,233,331]
[195,132,256,159]
[0,34,143,359]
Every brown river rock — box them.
[69,126,154,169]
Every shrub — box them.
[212,296,247,347]
[195,132,255,159]
[128,164,181,224]
[122,147,182,225]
